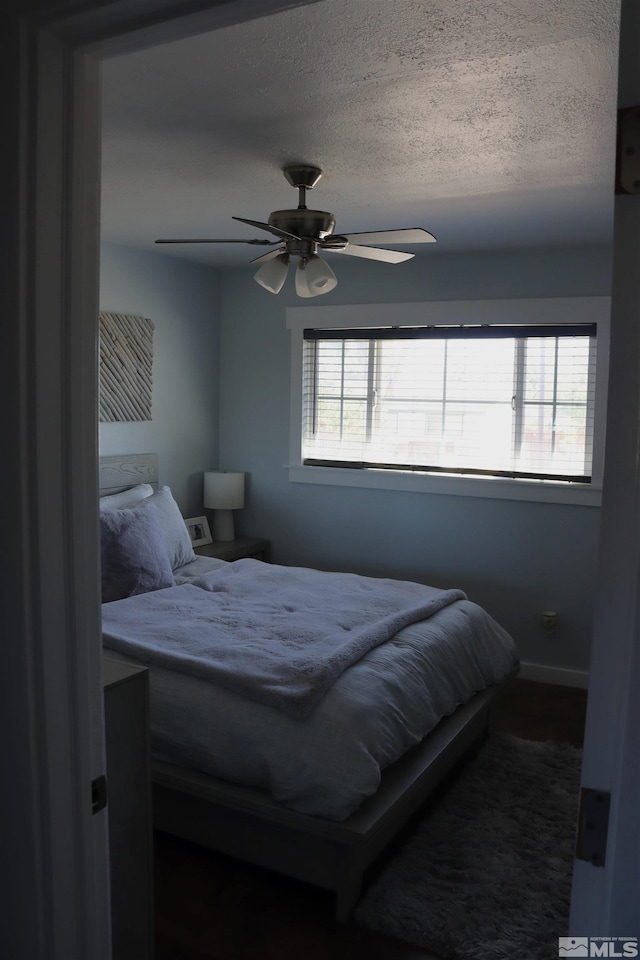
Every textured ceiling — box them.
[100,0,621,268]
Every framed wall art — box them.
[99,311,154,422]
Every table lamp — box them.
[203,471,245,541]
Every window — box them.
[303,324,596,483]
[287,299,609,505]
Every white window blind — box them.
[302,324,597,483]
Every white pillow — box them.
[99,482,154,509]
[135,486,196,570]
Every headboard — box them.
[99,453,159,496]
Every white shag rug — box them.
[355,733,582,960]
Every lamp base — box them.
[213,509,235,541]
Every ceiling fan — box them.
[155,165,437,298]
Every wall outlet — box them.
[542,610,558,637]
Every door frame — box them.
[3,1,636,956]
[569,0,640,934]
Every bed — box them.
[98,453,519,921]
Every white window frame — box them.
[287,297,610,506]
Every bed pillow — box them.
[100,504,175,603]
[99,482,154,510]
[134,485,197,570]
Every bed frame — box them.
[99,453,503,922]
[151,690,495,922]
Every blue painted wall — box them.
[99,243,219,515]
[218,244,613,674]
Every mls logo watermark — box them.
[559,937,639,957]
[559,940,590,957]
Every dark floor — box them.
[154,678,588,960]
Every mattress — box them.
[103,557,518,821]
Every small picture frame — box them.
[184,516,212,547]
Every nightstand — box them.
[195,536,270,562]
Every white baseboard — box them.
[518,661,590,689]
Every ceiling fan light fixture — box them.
[294,260,317,298]
[296,255,337,298]
[254,253,290,294]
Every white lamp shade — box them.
[294,261,316,298]
[305,254,338,294]
[254,254,289,294]
[295,256,337,298]
[203,471,245,510]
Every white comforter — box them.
[101,558,466,719]
[103,558,519,821]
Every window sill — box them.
[288,464,602,506]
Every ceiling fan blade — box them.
[330,244,415,263]
[155,238,277,245]
[340,228,437,245]
[249,248,286,265]
[232,216,301,243]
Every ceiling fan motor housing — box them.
[269,208,336,240]
[272,165,339,245]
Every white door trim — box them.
[1,22,111,960]
[569,0,640,935]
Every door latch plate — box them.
[91,774,108,815]
[575,787,610,867]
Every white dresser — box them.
[103,656,153,959]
